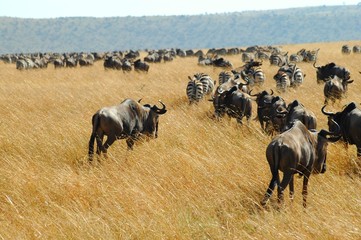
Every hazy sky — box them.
[0,0,359,18]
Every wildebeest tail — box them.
[88,113,100,159]
[272,144,281,188]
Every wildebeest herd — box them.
[1,43,360,209]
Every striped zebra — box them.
[269,52,288,66]
[292,66,305,87]
[278,63,305,88]
[186,77,204,104]
[218,71,233,85]
[246,66,265,86]
[193,73,215,95]
[241,52,255,62]
[273,71,291,93]
[353,45,361,53]
[304,49,319,62]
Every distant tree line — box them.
[0,5,360,54]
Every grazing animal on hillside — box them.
[284,100,317,131]
[261,120,341,208]
[273,71,291,92]
[323,76,353,104]
[269,52,288,66]
[341,45,352,54]
[276,63,305,89]
[133,59,150,72]
[186,77,204,104]
[240,60,266,86]
[322,102,361,156]
[249,89,275,131]
[88,99,167,161]
[211,84,252,124]
[313,62,351,84]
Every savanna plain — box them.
[0,41,360,239]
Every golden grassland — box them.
[0,41,360,239]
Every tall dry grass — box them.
[0,41,360,239]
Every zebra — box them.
[304,49,319,62]
[289,49,306,63]
[273,71,291,93]
[241,52,255,62]
[186,77,204,104]
[269,52,288,66]
[193,73,215,95]
[239,60,265,86]
[218,71,233,85]
[353,45,361,54]
[277,63,305,88]
[292,66,305,87]
[245,66,265,86]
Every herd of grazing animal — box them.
[182,46,359,208]
[2,44,359,209]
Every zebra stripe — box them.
[186,79,204,104]
[193,73,215,95]
[218,71,232,85]
[274,72,290,92]
[292,68,304,87]
[289,54,303,63]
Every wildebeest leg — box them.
[261,173,279,206]
[95,133,104,156]
[126,137,135,150]
[103,135,116,158]
[277,172,293,205]
[289,175,295,201]
[302,172,311,208]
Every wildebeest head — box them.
[321,102,357,136]
[139,99,167,138]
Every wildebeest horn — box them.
[269,89,274,95]
[347,79,354,84]
[153,100,167,114]
[321,105,334,116]
[248,89,258,96]
[188,76,192,81]
[138,98,142,103]
[313,61,319,68]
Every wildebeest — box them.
[313,62,351,84]
[341,45,352,54]
[266,96,288,134]
[322,102,361,156]
[249,89,275,130]
[240,60,265,86]
[133,59,150,72]
[284,100,317,131]
[323,76,353,104]
[212,84,252,124]
[212,56,233,68]
[249,89,288,135]
[103,55,122,70]
[88,99,167,161]
[261,120,341,208]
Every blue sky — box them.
[0,0,359,18]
